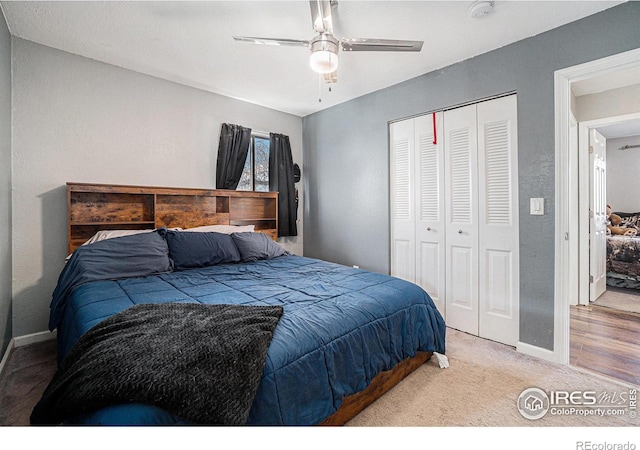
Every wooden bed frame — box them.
[321,351,432,425]
[66,182,435,425]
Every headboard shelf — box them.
[67,182,279,253]
[71,221,157,226]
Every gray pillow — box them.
[49,230,173,330]
[230,232,290,262]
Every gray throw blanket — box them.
[31,303,283,425]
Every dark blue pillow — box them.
[76,230,173,275]
[230,232,290,262]
[164,230,241,270]
[50,230,173,330]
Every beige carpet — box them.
[346,329,638,427]
[593,287,640,314]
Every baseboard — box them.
[14,329,57,347]
[0,330,57,379]
[516,341,559,363]
[0,338,16,379]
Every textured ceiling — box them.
[1,1,625,116]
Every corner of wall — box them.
[0,4,12,358]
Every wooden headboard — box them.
[67,182,278,254]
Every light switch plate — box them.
[530,198,544,215]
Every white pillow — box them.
[184,224,255,234]
[83,229,155,245]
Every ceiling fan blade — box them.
[233,36,309,47]
[309,0,334,33]
[341,38,423,52]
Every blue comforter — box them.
[55,254,446,425]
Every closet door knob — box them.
[427,227,432,231]
[458,229,463,234]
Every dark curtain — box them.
[269,133,298,237]
[215,123,252,190]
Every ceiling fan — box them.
[233,0,423,84]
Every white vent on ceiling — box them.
[470,1,494,19]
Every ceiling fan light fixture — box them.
[234,1,424,83]
[310,50,338,74]
[309,33,339,74]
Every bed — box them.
[607,212,640,289]
[31,183,447,426]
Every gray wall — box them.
[12,38,303,336]
[0,10,12,356]
[302,2,640,351]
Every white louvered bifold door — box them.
[415,113,446,317]
[390,118,416,283]
[444,104,479,336]
[477,95,520,346]
[390,95,519,345]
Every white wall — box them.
[12,38,303,336]
[606,135,640,214]
[575,83,640,122]
[0,10,12,355]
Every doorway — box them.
[554,48,640,367]
[575,115,640,385]
[578,113,640,307]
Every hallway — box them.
[570,302,640,385]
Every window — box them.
[237,134,270,192]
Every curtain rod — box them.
[618,144,640,150]
[252,130,270,138]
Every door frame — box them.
[578,113,640,306]
[554,48,640,365]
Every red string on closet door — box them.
[432,112,437,145]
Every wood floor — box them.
[570,304,640,385]
[0,305,638,426]
[0,339,57,426]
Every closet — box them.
[390,94,519,346]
